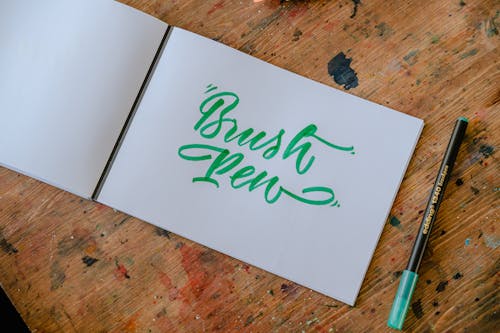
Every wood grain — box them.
[1,0,498,332]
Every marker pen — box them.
[387,117,468,330]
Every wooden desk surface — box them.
[1,0,498,332]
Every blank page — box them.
[98,28,423,305]
[0,0,167,198]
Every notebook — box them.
[0,0,423,305]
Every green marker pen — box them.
[387,117,468,330]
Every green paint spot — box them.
[460,48,478,59]
[416,79,421,86]
[431,35,440,44]
[389,216,401,227]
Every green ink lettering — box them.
[195,92,239,138]
[283,124,355,174]
[230,166,256,188]
[176,86,355,207]
[178,144,243,188]
[280,186,336,206]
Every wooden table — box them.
[1,0,498,331]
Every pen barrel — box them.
[406,118,468,272]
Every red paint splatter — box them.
[179,245,212,299]
[287,6,308,19]
[173,243,239,330]
[243,264,251,274]
[207,1,224,15]
[158,271,179,301]
[114,261,130,280]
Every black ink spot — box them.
[470,186,480,195]
[432,301,439,307]
[327,52,359,90]
[435,311,441,315]
[436,281,448,292]
[475,297,480,302]
[292,28,302,41]
[155,227,171,239]
[479,144,494,158]
[0,233,18,255]
[82,256,99,267]
[426,279,432,285]
[412,299,424,319]
[389,216,401,227]
[281,283,291,292]
[440,230,447,236]
[456,178,464,186]
[459,1,466,7]
[393,270,403,278]
[453,272,463,280]
[350,0,361,18]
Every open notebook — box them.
[0,0,423,305]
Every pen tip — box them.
[458,116,468,123]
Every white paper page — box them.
[98,27,423,305]
[0,0,167,198]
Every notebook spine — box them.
[91,25,173,200]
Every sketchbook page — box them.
[0,0,167,198]
[98,27,423,305]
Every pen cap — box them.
[387,270,419,330]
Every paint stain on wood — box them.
[479,144,494,158]
[82,256,99,267]
[403,50,419,65]
[292,28,303,41]
[158,271,179,301]
[411,298,424,319]
[114,260,131,280]
[350,0,361,19]
[327,52,359,90]
[436,280,448,292]
[155,227,171,239]
[389,216,401,228]
[0,231,18,254]
[207,1,224,15]
[50,261,66,290]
